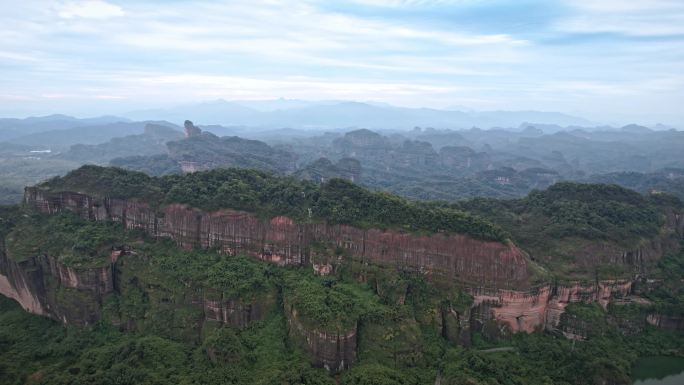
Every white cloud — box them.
[57,0,124,19]
[557,0,684,36]
[0,0,681,122]
[346,0,482,7]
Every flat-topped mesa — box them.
[23,187,532,290]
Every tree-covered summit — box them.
[37,165,508,242]
[457,182,682,278]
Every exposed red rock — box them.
[24,188,532,289]
[468,280,633,333]
[0,251,113,325]
[16,186,681,369]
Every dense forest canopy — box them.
[2,210,684,384]
[38,165,508,242]
[455,182,682,278]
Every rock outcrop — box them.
[646,313,684,331]
[285,300,357,372]
[467,280,633,335]
[184,120,202,138]
[0,251,113,325]
[18,187,531,370]
[202,292,276,329]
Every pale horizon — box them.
[2,0,684,126]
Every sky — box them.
[1,0,683,125]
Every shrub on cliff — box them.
[5,212,128,267]
[283,272,389,332]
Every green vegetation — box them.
[110,154,182,176]
[460,183,666,243]
[283,273,389,331]
[136,240,278,299]
[3,291,684,385]
[439,304,684,385]
[5,212,131,267]
[39,165,507,241]
[0,157,80,205]
[457,182,681,278]
[0,208,684,385]
[0,205,21,240]
[0,296,334,385]
[643,245,684,316]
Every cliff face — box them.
[24,188,531,290]
[285,300,357,372]
[468,281,633,334]
[202,295,274,328]
[14,187,681,370]
[647,313,684,331]
[0,251,113,325]
[18,187,532,370]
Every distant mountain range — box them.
[0,114,130,142]
[1,102,678,152]
[125,99,597,129]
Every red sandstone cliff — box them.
[467,280,633,334]
[0,251,113,325]
[16,187,681,358]
[24,187,532,290]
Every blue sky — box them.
[1,0,683,125]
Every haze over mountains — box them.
[1,108,682,207]
[126,99,597,130]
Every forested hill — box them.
[457,183,683,277]
[37,165,507,242]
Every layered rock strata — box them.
[0,251,113,324]
[6,186,679,370]
[468,280,633,334]
[24,188,531,289]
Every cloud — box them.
[556,0,684,36]
[57,0,124,19]
[0,0,681,123]
[346,0,483,7]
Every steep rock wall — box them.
[0,251,113,325]
[19,188,680,343]
[25,188,531,289]
[646,313,684,331]
[201,292,276,329]
[284,300,357,372]
[468,280,633,333]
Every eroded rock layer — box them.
[7,186,679,370]
[0,251,112,325]
[24,188,531,289]
[468,280,633,334]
